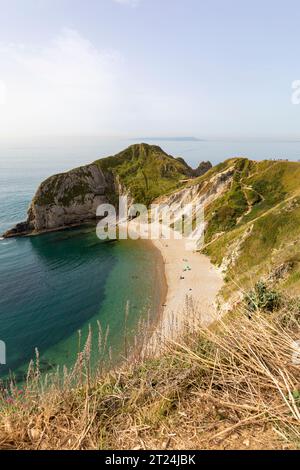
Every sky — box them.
[1,0,300,141]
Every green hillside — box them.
[200,158,300,297]
[95,143,192,205]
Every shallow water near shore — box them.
[0,227,164,380]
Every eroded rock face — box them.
[4,163,117,237]
[29,163,113,231]
[192,161,212,177]
[3,221,32,238]
[155,166,234,210]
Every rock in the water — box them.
[3,222,31,238]
[192,161,212,177]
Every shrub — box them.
[245,281,281,313]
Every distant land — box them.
[134,136,204,142]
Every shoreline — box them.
[4,216,223,358]
[2,220,97,239]
[144,234,224,354]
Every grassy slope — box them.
[95,143,191,206]
[200,159,300,298]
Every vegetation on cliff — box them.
[34,144,194,208]
[197,158,300,298]
[4,143,209,236]
[95,143,193,206]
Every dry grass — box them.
[0,297,300,450]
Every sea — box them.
[1,137,300,380]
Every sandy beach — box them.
[148,236,223,349]
[127,221,224,352]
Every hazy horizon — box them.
[1,0,300,144]
[1,136,300,169]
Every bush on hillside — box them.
[245,281,281,313]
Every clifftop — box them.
[94,143,193,205]
[2,144,211,238]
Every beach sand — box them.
[148,236,223,350]
[127,221,224,353]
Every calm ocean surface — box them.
[1,137,300,380]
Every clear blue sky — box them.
[0,0,300,140]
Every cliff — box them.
[3,163,115,237]
[3,143,210,237]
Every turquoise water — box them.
[0,156,163,380]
